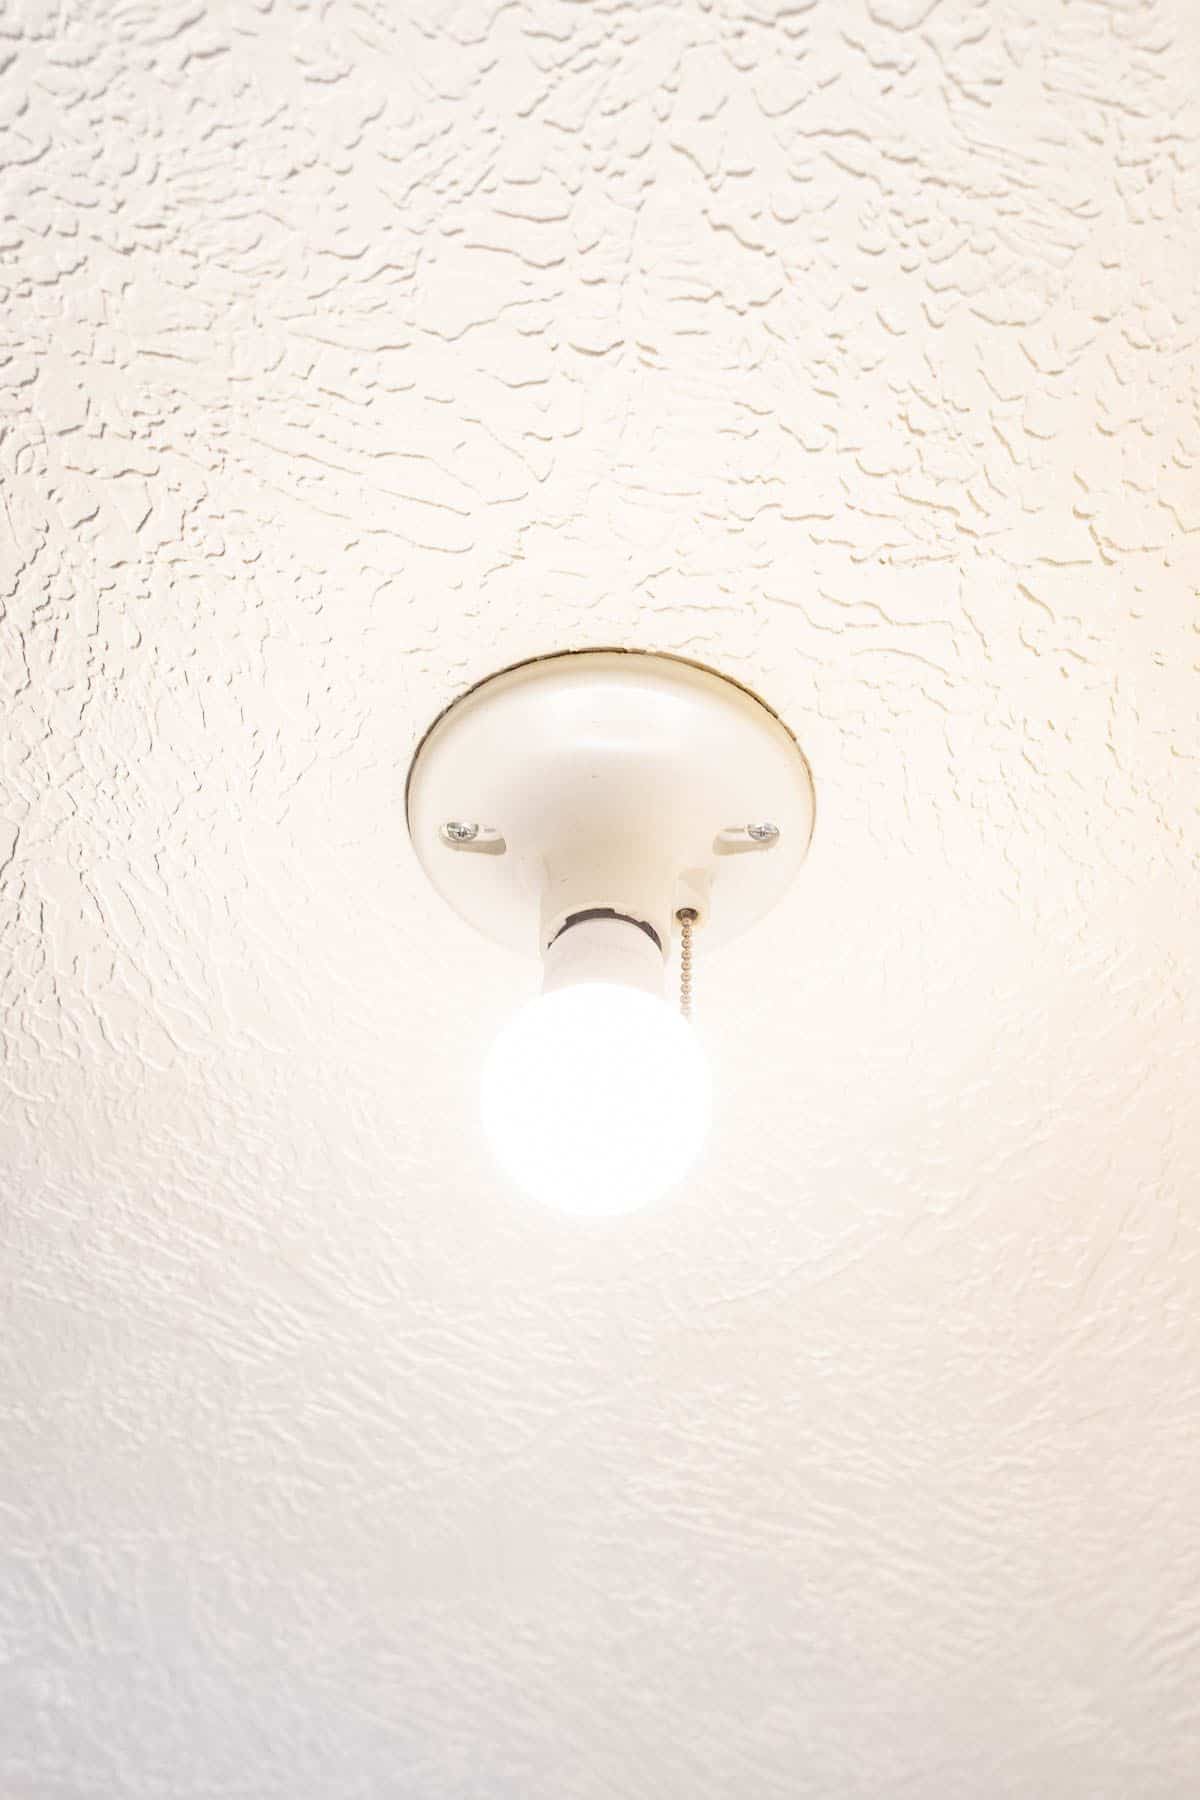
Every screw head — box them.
[746,822,780,842]
[442,821,480,844]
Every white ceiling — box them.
[3,1,1200,1794]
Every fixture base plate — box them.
[406,650,815,957]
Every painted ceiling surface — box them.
[2,1,1199,1794]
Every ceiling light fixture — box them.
[407,651,815,1217]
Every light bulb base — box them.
[541,913,666,999]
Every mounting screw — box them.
[442,821,480,844]
[746,822,780,843]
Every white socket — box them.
[406,650,815,959]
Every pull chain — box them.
[676,908,698,1021]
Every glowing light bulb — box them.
[481,980,711,1218]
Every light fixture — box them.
[407,650,814,1216]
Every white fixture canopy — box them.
[406,648,815,960]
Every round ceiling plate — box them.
[406,650,815,957]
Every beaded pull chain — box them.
[676,908,699,1022]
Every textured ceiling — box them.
[2,0,1200,1794]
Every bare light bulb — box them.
[480,919,711,1217]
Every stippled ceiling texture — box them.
[2,1,1199,1794]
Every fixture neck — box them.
[548,908,663,952]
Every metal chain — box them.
[676,908,698,1021]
